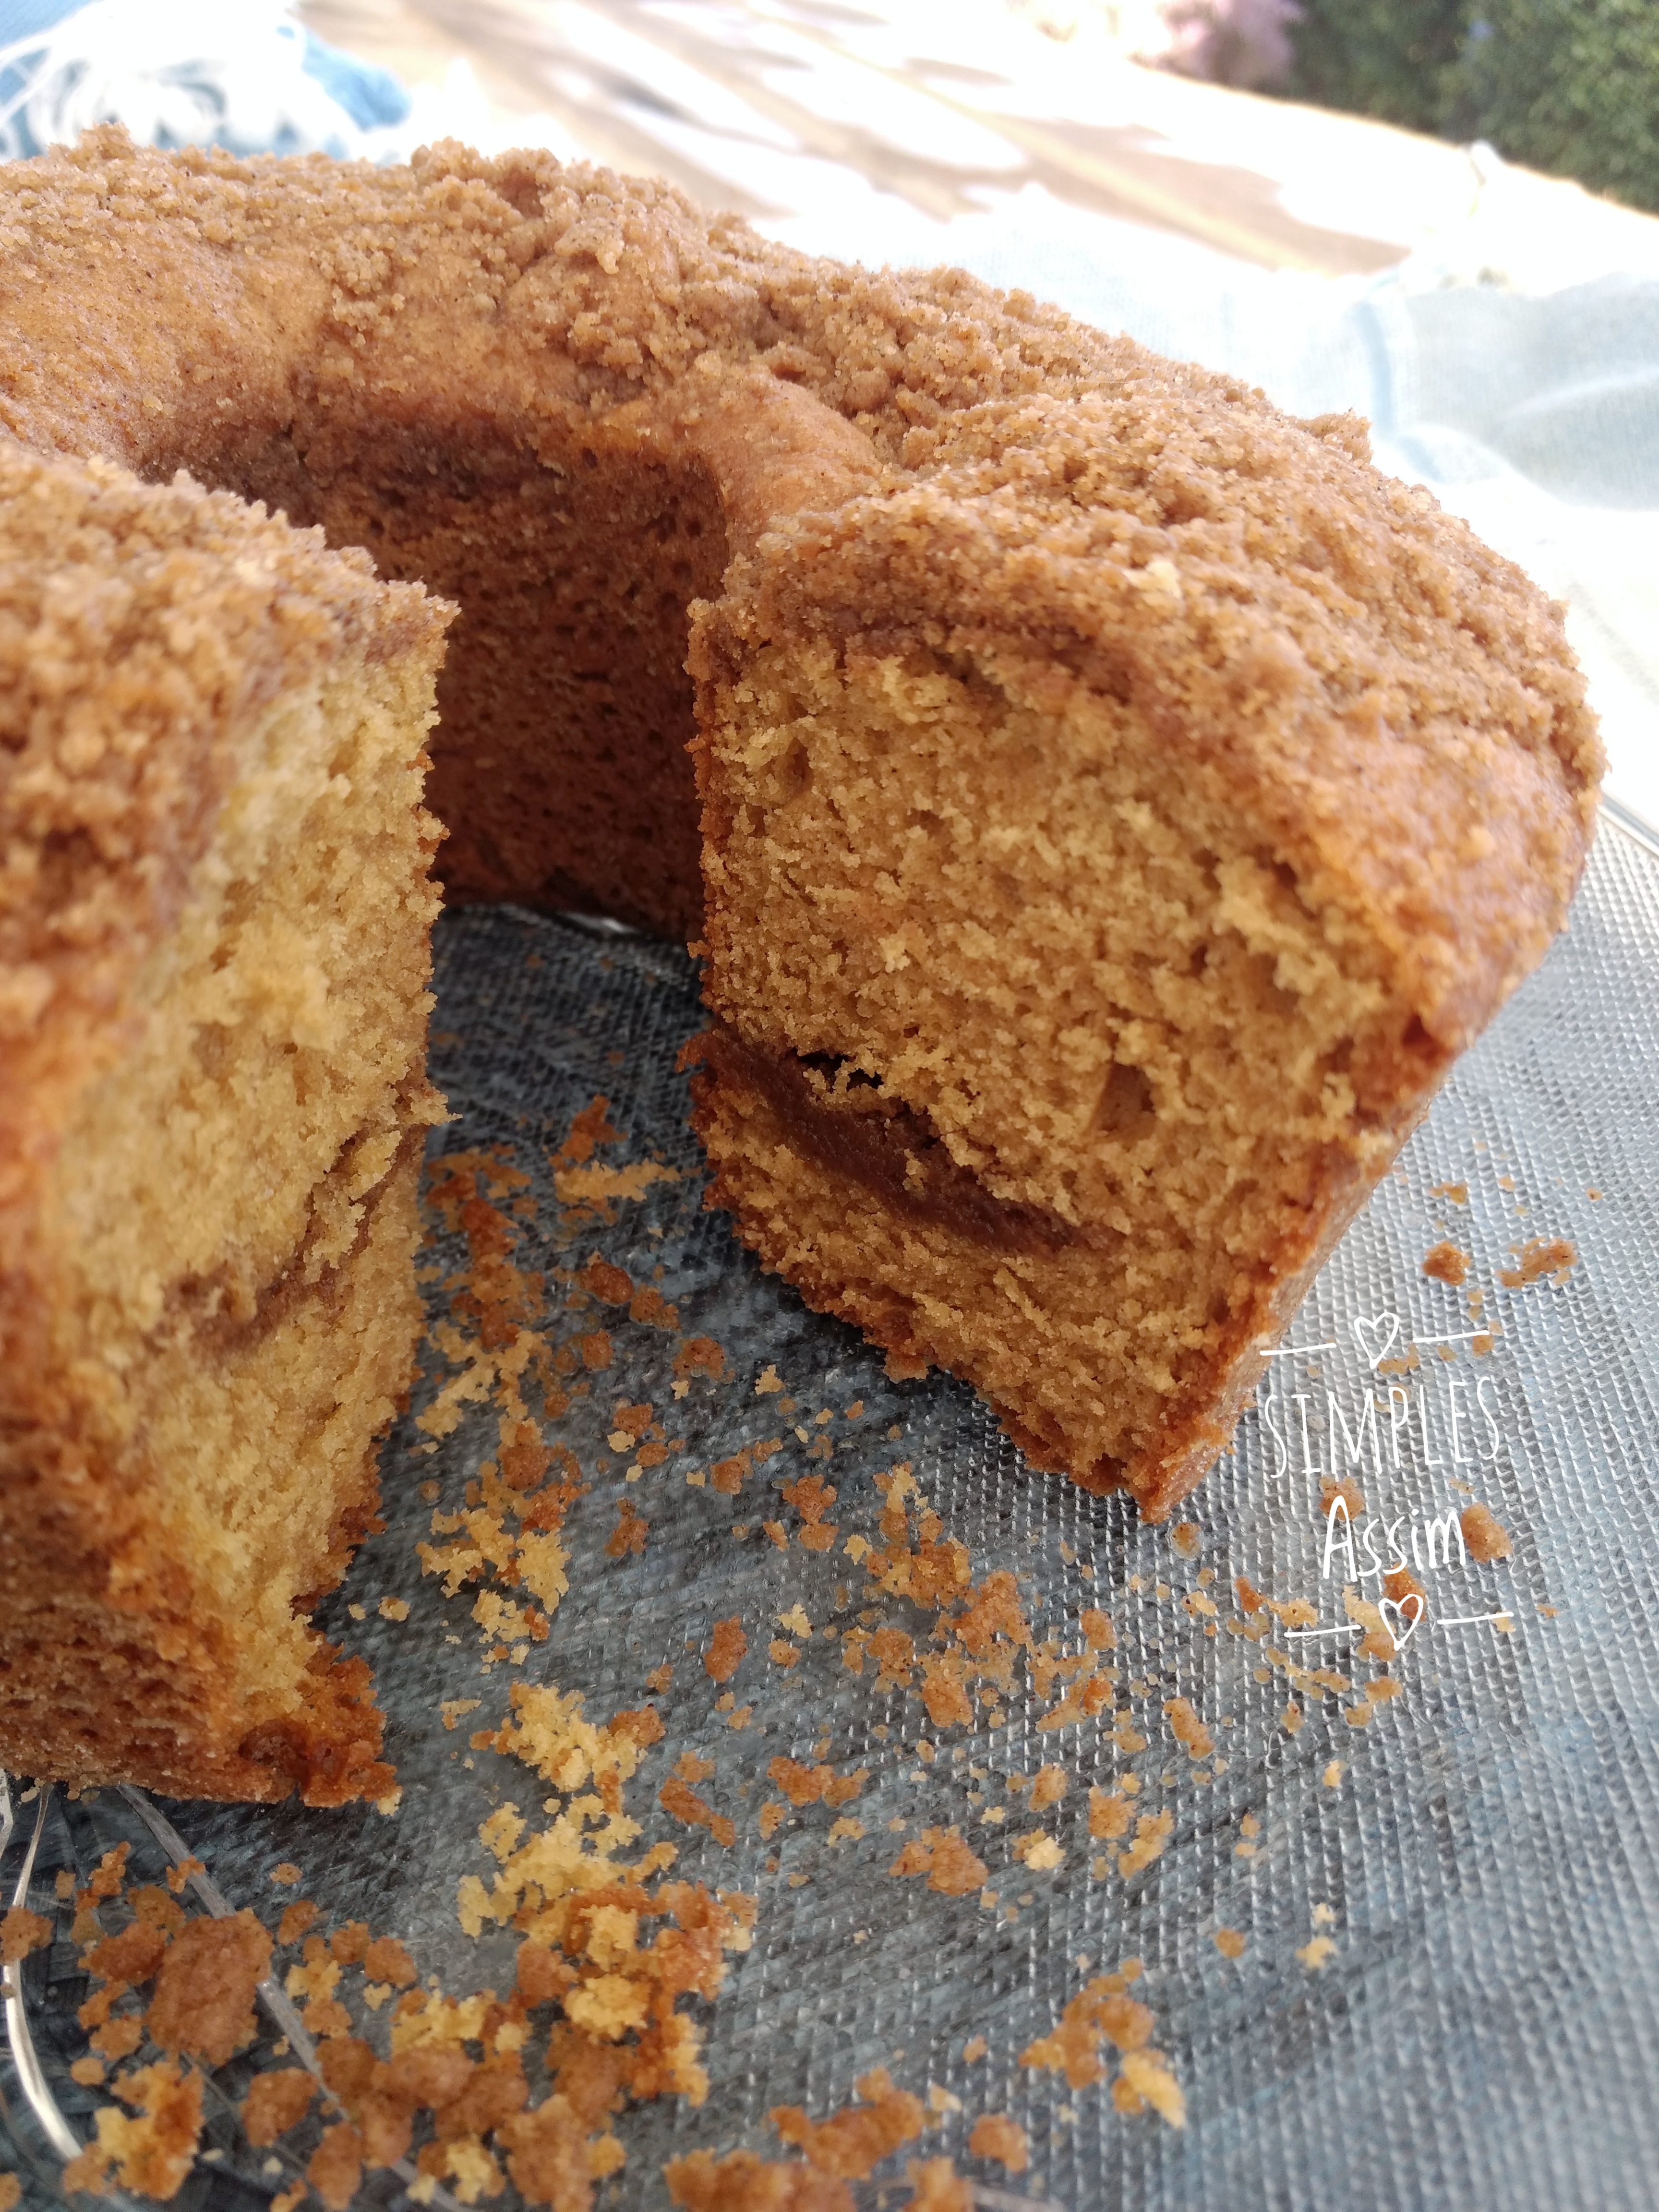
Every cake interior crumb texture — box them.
[0,446,447,1803]
[693,642,1403,1504]
[0,132,1599,1800]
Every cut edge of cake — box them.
[0,447,451,1803]
[688,395,1601,1516]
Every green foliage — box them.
[1282,0,1659,216]
[1285,0,1471,140]
[1461,0,1659,213]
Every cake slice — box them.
[0,447,449,1803]
[690,386,1601,1519]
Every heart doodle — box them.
[1378,1592,1424,1651]
[1351,1312,1402,1369]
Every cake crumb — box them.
[377,1596,409,1622]
[1318,1475,1365,1520]
[1115,2047,1185,2128]
[1344,1587,1400,1661]
[145,1911,271,2066]
[1461,1502,1513,1561]
[0,1907,50,1962]
[918,1651,974,1729]
[967,2114,1028,2172]
[1297,1937,1335,1971]
[779,1471,839,1551]
[244,2068,314,2147]
[1088,1788,1132,1841]
[962,2037,987,2064]
[1323,1761,1346,1787]
[362,1936,416,1987]
[1422,1241,1469,1286]
[1430,1182,1469,1204]
[1384,1564,1427,1613]
[604,1498,649,1558]
[710,1446,753,1496]
[1169,1522,1202,1559]
[1213,1928,1246,1960]
[1118,1812,1175,1877]
[1012,1833,1064,1871]
[62,2059,203,2200]
[1020,1968,1182,2127]
[1500,1237,1576,1286]
[269,1863,301,1887]
[307,2121,362,2210]
[1079,1607,1116,1651]
[867,1628,916,1688]
[674,1336,725,1381]
[1030,1764,1068,1810]
[900,2155,972,2209]
[659,1775,737,1848]
[770,2067,926,2178]
[767,1757,867,1809]
[276,1900,318,1946]
[1164,1697,1213,1758]
[888,1829,988,1897]
[665,2149,819,2206]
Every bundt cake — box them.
[0,130,1600,1803]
